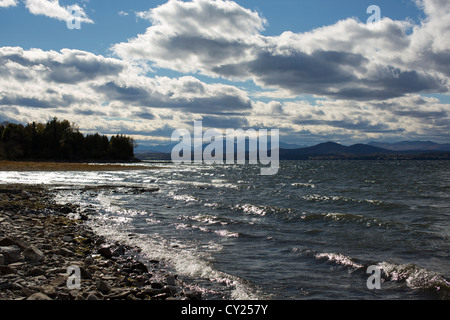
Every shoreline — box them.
[0,160,162,172]
[0,184,202,301]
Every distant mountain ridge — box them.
[368,141,450,151]
[136,140,450,160]
[278,142,393,160]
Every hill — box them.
[136,141,450,161]
[368,141,450,152]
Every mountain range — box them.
[367,141,450,151]
[135,140,450,160]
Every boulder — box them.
[0,236,29,250]
[97,280,111,294]
[22,246,45,263]
[0,245,21,264]
[97,245,112,259]
[27,292,52,300]
[131,261,148,273]
[112,245,125,257]
[0,265,15,276]
[55,248,75,257]
[26,267,47,276]
[86,293,99,300]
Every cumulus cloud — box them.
[24,0,93,24]
[113,0,450,101]
[114,0,265,74]
[0,46,253,138]
[0,0,18,8]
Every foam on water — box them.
[378,261,450,298]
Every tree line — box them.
[0,118,136,161]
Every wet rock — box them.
[97,245,112,259]
[183,291,202,300]
[112,245,125,257]
[164,275,177,286]
[151,282,164,289]
[131,261,149,273]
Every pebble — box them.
[0,184,202,301]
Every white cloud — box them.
[24,0,93,24]
[0,0,18,8]
[0,45,447,144]
[112,0,450,101]
[115,0,266,74]
[0,47,254,137]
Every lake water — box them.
[1,160,449,300]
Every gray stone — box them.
[86,293,99,300]
[0,281,11,290]
[164,275,177,286]
[62,235,73,242]
[27,292,52,300]
[22,246,45,263]
[97,245,112,258]
[112,245,125,257]
[77,266,92,279]
[26,267,46,276]
[55,248,75,257]
[0,245,21,264]
[0,254,4,265]
[21,287,37,297]
[97,280,111,294]
[0,236,29,250]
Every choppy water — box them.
[1,160,449,300]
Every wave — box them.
[301,193,395,207]
[300,211,392,228]
[291,182,316,189]
[378,261,450,299]
[231,203,294,217]
[314,252,365,269]
[87,221,264,300]
[293,248,450,299]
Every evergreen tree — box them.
[0,118,136,161]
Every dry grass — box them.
[0,160,160,172]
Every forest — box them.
[0,118,136,161]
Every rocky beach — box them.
[0,184,202,301]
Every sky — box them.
[0,0,449,149]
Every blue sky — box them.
[0,0,449,148]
